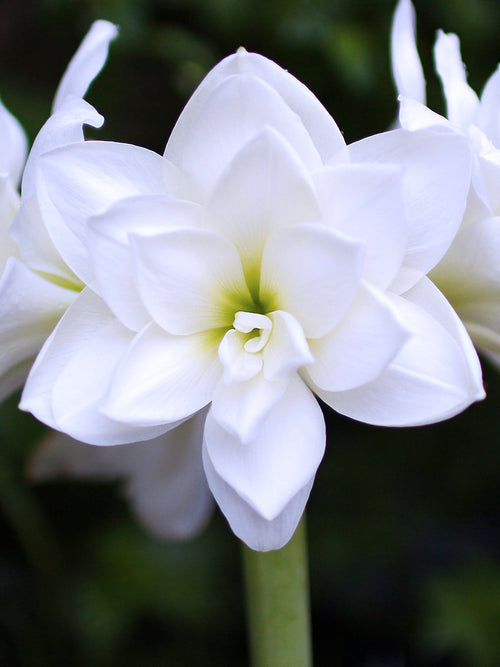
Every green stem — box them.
[242,517,312,667]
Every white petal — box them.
[11,195,80,284]
[263,311,313,381]
[0,258,76,398]
[88,195,202,331]
[434,30,479,129]
[349,127,472,290]
[0,176,20,271]
[477,65,500,146]
[20,288,168,444]
[35,141,186,286]
[211,372,288,444]
[166,49,346,171]
[125,411,213,540]
[103,323,221,426]
[52,20,118,112]
[205,128,322,294]
[260,223,364,338]
[132,227,251,335]
[390,0,426,104]
[306,283,410,392]
[203,447,314,551]
[431,216,500,353]
[0,96,27,187]
[313,163,408,289]
[205,375,325,520]
[316,278,484,426]
[165,74,324,195]
[20,97,103,200]
[398,96,449,131]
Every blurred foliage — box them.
[1,0,500,665]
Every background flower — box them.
[0,20,117,401]
[392,0,500,359]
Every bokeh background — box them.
[1,0,500,665]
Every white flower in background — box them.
[0,20,117,400]
[19,49,483,551]
[392,0,500,357]
[0,96,27,260]
[28,410,213,540]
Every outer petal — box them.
[478,66,500,146]
[315,278,484,426]
[29,411,212,540]
[103,323,221,426]
[349,127,472,291]
[391,0,426,104]
[0,176,20,270]
[52,21,118,112]
[205,128,322,294]
[132,227,251,335]
[20,288,169,445]
[203,448,314,552]
[305,283,410,392]
[165,49,346,182]
[313,162,408,290]
[434,30,479,129]
[260,223,364,337]
[204,375,325,521]
[0,258,76,399]
[430,216,500,353]
[0,96,27,187]
[35,141,187,287]
[88,195,202,331]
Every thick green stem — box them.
[242,517,312,667]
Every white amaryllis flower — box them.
[19,49,483,550]
[392,0,500,356]
[0,20,117,400]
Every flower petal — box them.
[313,163,408,289]
[203,446,314,551]
[431,216,500,353]
[0,258,76,399]
[391,0,426,104]
[477,65,500,146]
[349,126,472,290]
[35,141,187,286]
[132,227,251,335]
[260,223,364,338]
[211,372,288,444]
[125,411,213,540]
[88,195,202,331]
[205,128,322,294]
[315,278,484,426]
[103,323,221,426]
[0,96,27,187]
[20,288,169,444]
[205,375,325,520]
[165,49,346,172]
[306,283,410,392]
[434,30,479,129]
[52,20,118,112]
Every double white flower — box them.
[16,44,483,550]
[392,0,500,357]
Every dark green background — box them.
[1,0,500,665]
